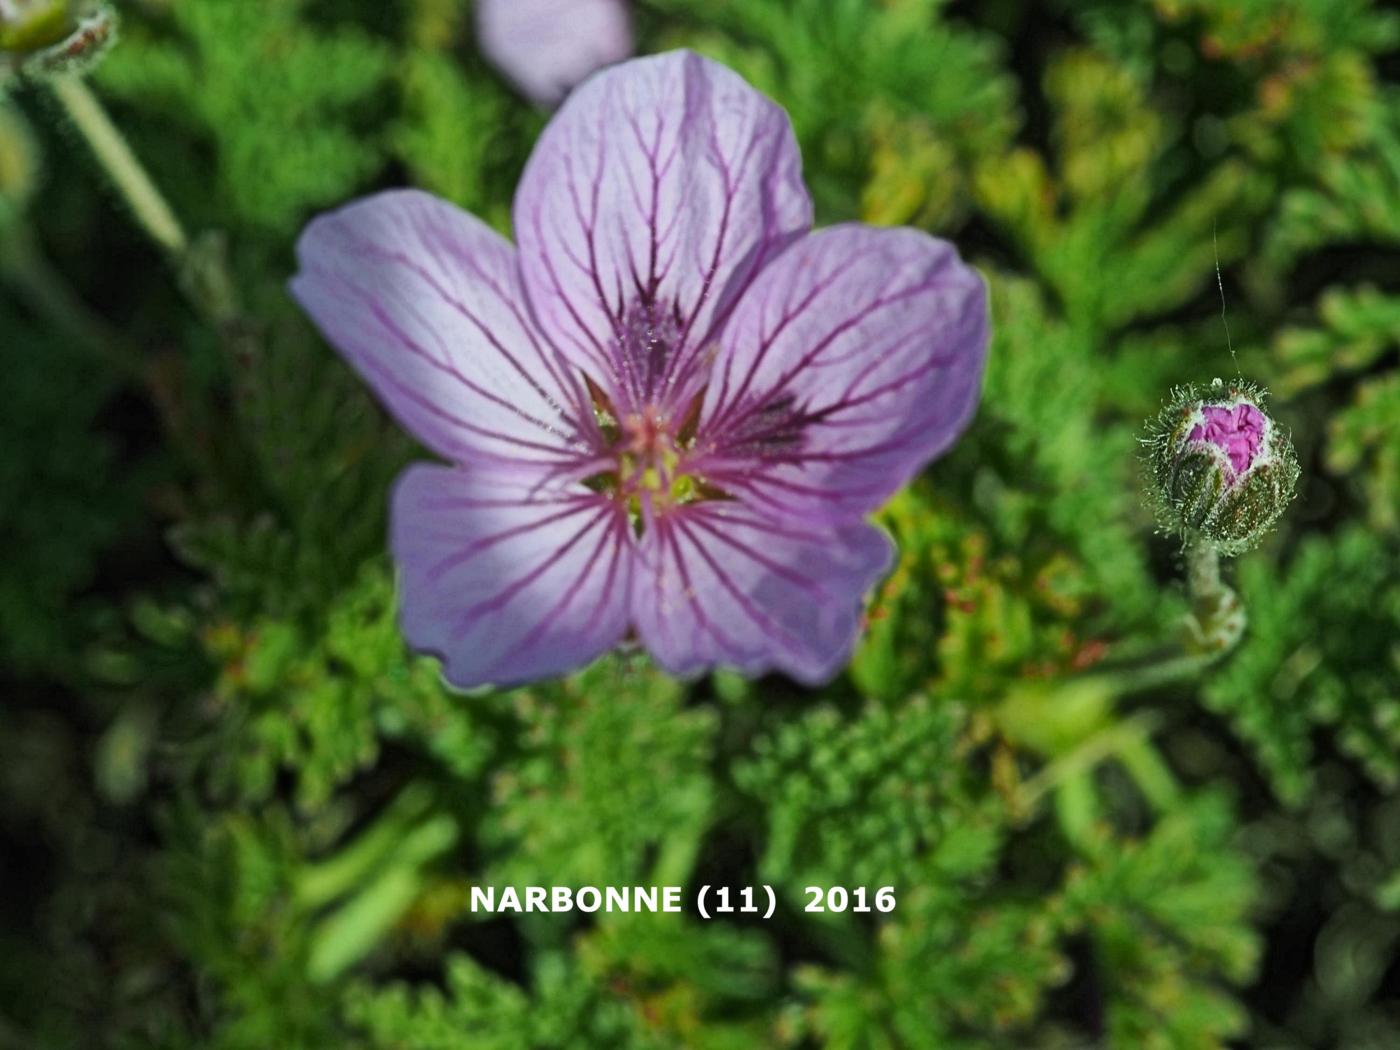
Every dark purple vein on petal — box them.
[446,505,614,640]
[659,518,746,663]
[425,500,603,582]
[481,511,628,677]
[705,249,880,436]
[351,352,589,463]
[340,234,591,440]
[681,512,833,599]
[672,516,808,655]
[352,287,580,444]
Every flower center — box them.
[617,408,692,503]
[584,390,721,533]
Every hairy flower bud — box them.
[0,0,114,83]
[1145,378,1300,555]
[0,0,68,49]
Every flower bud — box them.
[1,0,114,83]
[0,0,69,50]
[1145,378,1300,555]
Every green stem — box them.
[305,814,459,983]
[0,223,144,380]
[46,74,246,344]
[1017,711,1162,810]
[1183,542,1246,655]
[1060,547,1245,701]
[1088,650,1217,699]
[1186,543,1221,602]
[294,784,437,909]
[47,74,188,257]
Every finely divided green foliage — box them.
[196,562,494,808]
[0,308,137,675]
[649,0,1017,223]
[482,664,716,891]
[1206,528,1400,803]
[97,0,393,232]
[3,0,1400,1047]
[1062,793,1259,1049]
[1275,286,1400,532]
[736,696,989,889]
[345,952,672,1050]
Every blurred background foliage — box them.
[2,0,1399,1046]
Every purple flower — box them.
[1188,402,1265,477]
[475,0,632,107]
[291,51,988,688]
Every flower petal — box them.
[291,189,600,473]
[631,503,892,685]
[514,50,812,415]
[476,0,632,107]
[694,225,988,520]
[392,464,633,688]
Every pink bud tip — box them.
[1188,402,1265,476]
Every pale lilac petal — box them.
[692,224,987,520]
[392,464,633,688]
[291,189,601,474]
[476,0,633,107]
[514,50,812,417]
[630,503,892,685]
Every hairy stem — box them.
[47,74,245,332]
[48,74,188,257]
[1187,542,1220,601]
[1184,542,1246,655]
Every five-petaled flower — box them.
[291,51,988,688]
